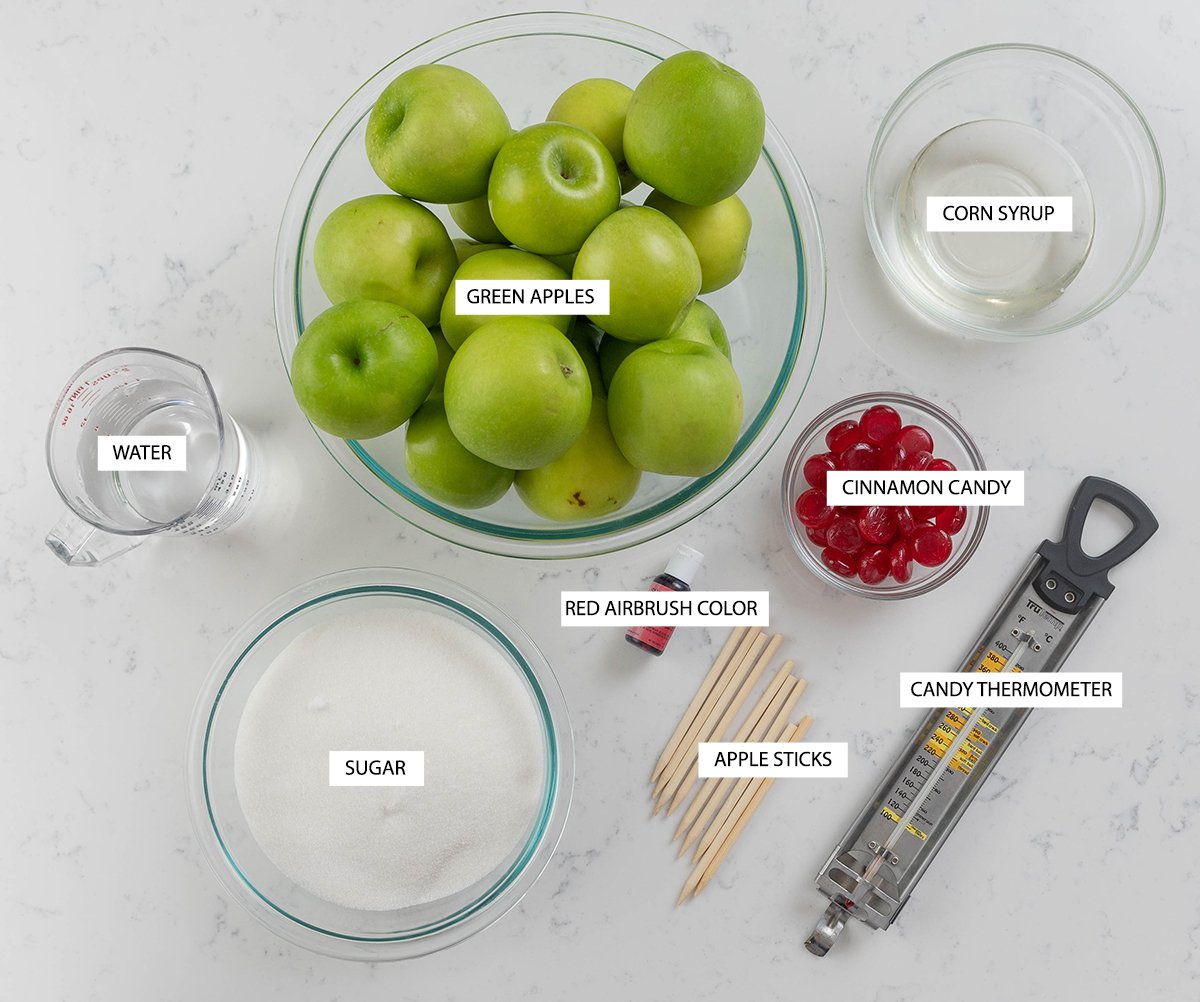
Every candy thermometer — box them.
[805,477,1157,955]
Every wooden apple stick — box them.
[652,627,759,799]
[650,627,748,784]
[665,638,782,815]
[674,665,798,852]
[652,629,765,805]
[693,716,815,897]
[691,679,803,862]
[654,633,780,812]
[677,716,813,904]
[653,631,770,813]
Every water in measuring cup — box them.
[897,120,1095,319]
[119,402,220,522]
[77,378,255,533]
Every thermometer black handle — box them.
[1035,476,1158,614]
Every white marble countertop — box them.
[5,0,1198,998]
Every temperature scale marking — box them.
[880,646,1021,840]
[880,806,927,841]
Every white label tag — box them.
[455,279,609,315]
[825,471,1024,506]
[560,591,769,627]
[926,197,1073,232]
[329,751,425,786]
[97,436,187,471]
[697,742,849,778]
[900,673,1122,708]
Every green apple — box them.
[453,239,507,265]
[515,397,640,520]
[488,123,620,255]
[444,318,591,469]
[405,396,513,508]
[644,190,751,292]
[429,328,455,395]
[544,250,578,272]
[547,78,640,193]
[597,299,729,391]
[573,206,700,342]
[449,195,508,243]
[291,300,437,440]
[567,323,605,394]
[440,248,571,350]
[672,299,731,359]
[366,64,510,203]
[597,335,638,392]
[624,51,765,206]
[314,194,457,327]
[608,339,743,476]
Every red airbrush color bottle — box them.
[625,544,705,656]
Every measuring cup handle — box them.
[45,510,143,567]
[1036,476,1158,611]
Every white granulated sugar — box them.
[234,606,546,911]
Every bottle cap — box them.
[665,544,704,584]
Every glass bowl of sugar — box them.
[186,568,573,960]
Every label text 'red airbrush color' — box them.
[561,591,769,627]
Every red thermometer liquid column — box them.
[625,545,705,656]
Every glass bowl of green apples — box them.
[274,11,825,558]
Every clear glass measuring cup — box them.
[46,347,260,567]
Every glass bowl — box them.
[273,11,825,559]
[185,568,573,961]
[865,44,1164,339]
[781,392,988,599]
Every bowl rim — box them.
[184,566,574,961]
[273,10,826,558]
[863,42,1166,340]
[780,391,989,599]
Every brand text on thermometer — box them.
[826,471,1024,506]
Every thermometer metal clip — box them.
[805,477,1157,956]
